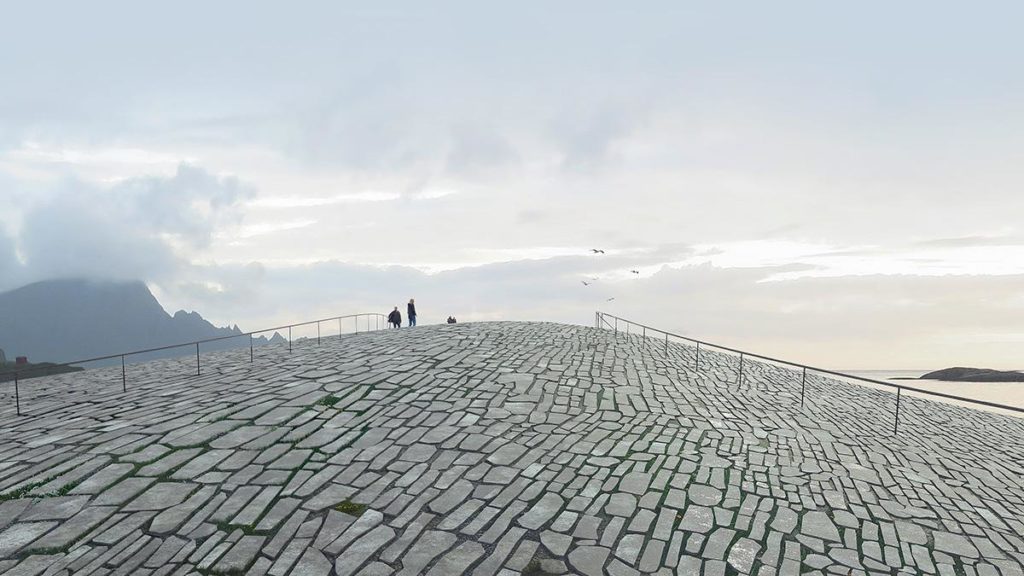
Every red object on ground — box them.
[15,356,28,365]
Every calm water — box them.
[841,370,1024,414]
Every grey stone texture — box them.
[0,321,1022,574]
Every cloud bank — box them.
[2,164,252,287]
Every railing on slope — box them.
[594,311,1024,434]
[5,312,388,416]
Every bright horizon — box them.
[3,2,1024,370]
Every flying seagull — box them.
[606,297,615,302]
[581,280,590,286]
[630,270,640,275]
[591,249,605,254]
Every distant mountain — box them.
[0,279,282,366]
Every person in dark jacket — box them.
[447,316,457,324]
[388,307,402,328]
[407,299,417,327]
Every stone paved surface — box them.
[0,322,1022,575]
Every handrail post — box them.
[695,342,700,371]
[339,318,343,339]
[614,317,618,336]
[249,334,254,363]
[317,321,321,346]
[121,355,126,392]
[738,353,744,385]
[195,342,200,376]
[14,372,20,416]
[800,367,807,407]
[664,332,668,354]
[288,326,292,353]
[894,388,902,434]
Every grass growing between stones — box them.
[53,479,82,497]
[0,474,61,501]
[14,544,72,560]
[0,483,44,502]
[214,520,260,536]
[334,500,367,516]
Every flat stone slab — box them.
[23,505,116,551]
[517,493,563,530]
[123,482,197,511]
[0,521,58,557]
[0,322,1021,574]
[19,495,89,521]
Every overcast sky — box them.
[2,1,1023,370]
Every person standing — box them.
[407,299,417,327]
[388,306,402,328]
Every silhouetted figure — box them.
[388,307,402,328]
[447,316,457,324]
[408,299,417,327]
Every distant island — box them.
[908,367,1024,382]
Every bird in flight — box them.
[630,270,640,275]
[591,249,605,254]
[606,297,616,302]
[581,280,590,286]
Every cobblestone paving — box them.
[1,322,1022,576]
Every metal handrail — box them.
[594,311,1024,433]
[5,311,388,416]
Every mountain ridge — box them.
[0,278,277,364]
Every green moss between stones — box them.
[522,559,545,576]
[317,395,342,408]
[334,500,367,516]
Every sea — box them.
[840,370,1024,414]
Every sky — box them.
[1,1,1023,370]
